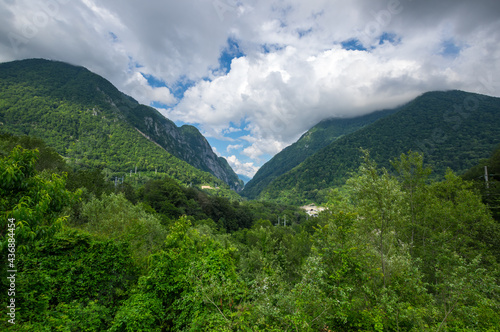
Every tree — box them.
[0,134,67,173]
[346,149,407,287]
[0,146,78,251]
[407,169,500,329]
[391,151,432,250]
[12,229,137,330]
[79,193,168,267]
[110,217,245,331]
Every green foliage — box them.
[65,168,114,199]
[109,217,245,331]
[0,133,67,173]
[139,178,190,219]
[13,300,111,332]
[78,193,168,267]
[135,177,305,233]
[413,170,500,275]
[1,141,499,330]
[346,149,408,287]
[434,253,500,331]
[3,228,137,330]
[279,151,500,331]
[0,146,78,251]
[462,144,500,222]
[391,151,432,248]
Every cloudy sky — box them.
[1,0,499,178]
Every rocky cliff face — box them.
[109,93,243,192]
[140,113,244,192]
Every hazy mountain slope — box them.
[241,108,398,199]
[257,90,500,203]
[0,58,243,190]
[237,173,252,184]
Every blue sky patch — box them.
[151,101,171,110]
[218,38,245,74]
[440,39,461,58]
[341,39,367,51]
[142,72,165,88]
[379,32,399,45]
[141,72,195,100]
[171,76,196,100]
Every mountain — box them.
[237,173,252,184]
[241,108,398,199]
[116,94,243,191]
[0,58,243,191]
[256,90,500,203]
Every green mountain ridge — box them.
[241,107,399,199]
[0,58,243,191]
[256,90,500,203]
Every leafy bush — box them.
[79,193,167,266]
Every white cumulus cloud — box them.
[226,155,260,178]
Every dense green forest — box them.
[256,90,500,204]
[462,145,500,221]
[2,135,500,331]
[0,59,243,191]
[242,108,398,199]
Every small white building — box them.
[300,204,325,217]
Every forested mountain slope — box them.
[258,90,500,203]
[462,144,500,221]
[241,108,398,199]
[0,59,243,190]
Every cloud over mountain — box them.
[1,0,499,176]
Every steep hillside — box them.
[241,108,398,199]
[257,90,500,203]
[118,98,243,191]
[0,59,243,191]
